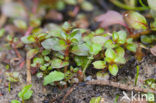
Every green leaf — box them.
[64,0,77,5]
[105,48,116,60]
[53,52,64,59]
[81,1,94,11]
[108,64,118,76]
[2,2,26,18]
[115,47,125,57]
[105,57,113,63]
[95,28,104,34]
[92,61,106,69]
[126,38,133,44]
[55,0,65,10]
[0,28,5,38]
[74,56,88,68]
[41,50,51,56]
[36,72,43,78]
[41,38,67,51]
[70,30,82,43]
[11,100,21,103]
[27,49,39,59]
[114,56,126,64]
[112,32,119,41]
[44,56,50,62]
[62,22,72,31]
[13,19,27,30]
[89,96,101,103]
[51,58,69,68]
[150,18,156,30]
[18,84,33,100]
[43,71,64,85]
[126,43,137,52]
[31,57,44,67]
[117,30,127,44]
[71,43,89,56]
[21,35,35,44]
[30,18,41,28]
[146,93,155,102]
[141,35,153,44]
[89,43,102,55]
[124,11,147,30]
[40,65,47,71]
[92,36,108,46]
[104,40,115,49]
[48,30,62,38]
[60,31,67,40]
[96,72,109,80]
[36,33,48,41]
[6,72,19,82]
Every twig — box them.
[87,80,156,94]
[62,85,76,103]
[26,53,31,84]
[0,14,7,28]
[12,45,22,58]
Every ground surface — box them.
[0,44,156,103]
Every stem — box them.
[8,82,11,93]
[128,30,151,39]
[82,55,93,74]
[139,0,149,9]
[135,66,140,86]
[24,26,33,36]
[64,41,70,73]
[110,0,149,11]
[22,100,24,103]
[32,0,39,14]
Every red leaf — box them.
[95,10,126,28]
[45,10,63,21]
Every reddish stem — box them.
[64,40,71,73]
[32,0,39,14]
[24,26,33,36]
[72,6,80,17]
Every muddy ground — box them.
[0,40,156,103]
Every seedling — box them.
[93,30,137,76]
[11,100,21,103]
[21,22,137,86]
[89,96,101,103]
[18,84,33,103]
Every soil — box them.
[0,41,156,103]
